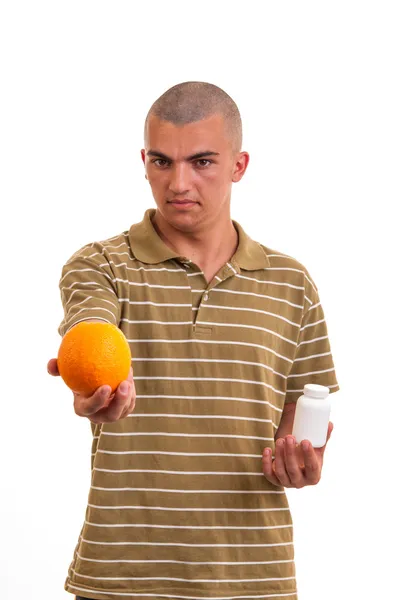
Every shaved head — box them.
[144,81,242,155]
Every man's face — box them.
[141,113,249,232]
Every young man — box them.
[48,81,339,600]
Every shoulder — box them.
[64,230,131,266]
[259,242,319,300]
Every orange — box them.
[57,321,132,396]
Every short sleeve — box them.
[285,279,340,404]
[58,243,121,337]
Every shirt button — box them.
[203,292,209,301]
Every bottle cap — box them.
[303,383,330,399]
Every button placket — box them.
[194,262,239,332]
[175,258,197,331]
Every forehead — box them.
[146,113,230,157]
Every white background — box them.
[1,1,397,599]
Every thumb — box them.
[47,358,60,376]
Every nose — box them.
[169,163,191,195]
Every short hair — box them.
[144,81,242,154]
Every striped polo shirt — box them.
[58,207,339,600]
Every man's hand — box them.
[262,422,333,488]
[47,358,136,424]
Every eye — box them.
[195,159,212,168]
[151,159,170,168]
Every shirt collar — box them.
[128,208,270,271]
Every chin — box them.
[155,203,203,225]
[168,211,203,231]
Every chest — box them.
[117,258,303,377]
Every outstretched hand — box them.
[262,422,334,488]
[47,358,136,424]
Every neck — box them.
[151,209,239,269]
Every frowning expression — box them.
[141,113,249,231]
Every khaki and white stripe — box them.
[58,208,339,600]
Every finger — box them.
[120,393,135,419]
[87,391,127,423]
[128,395,136,414]
[102,381,131,422]
[47,358,60,376]
[296,443,306,469]
[284,435,305,488]
[124,389,136,417]
[84,373,135,423]
[302,441,321,485]
[129,377,137,410]
[273,438,291,487]
[75,385,112,417]
[121,375,137,417]
[262,448,281,487]
[87,376,135,423]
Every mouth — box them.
[168,200,197,208]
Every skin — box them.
[48,113,334,486]
[141,113,249,282]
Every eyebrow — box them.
[147,149,220,161]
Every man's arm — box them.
[57,244,121,337]
[275,402,296,441]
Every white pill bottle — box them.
[292,383,332,448]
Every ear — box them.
[141,149,148,180]
[232,151,250,183]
